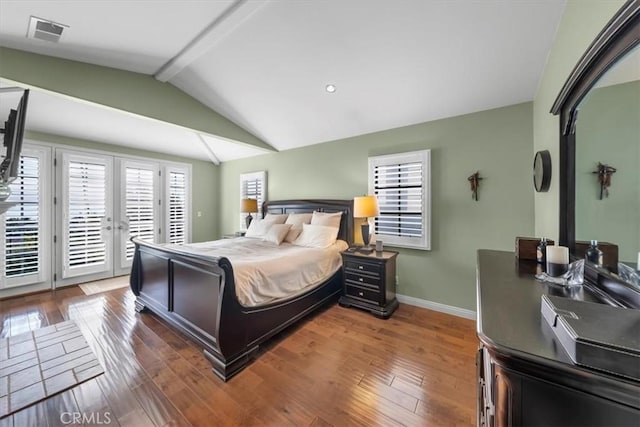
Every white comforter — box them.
[166,237,348,307]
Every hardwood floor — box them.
[0,285,478,426]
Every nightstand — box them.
[338,250,399,319]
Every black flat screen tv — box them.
[1,89,29,183]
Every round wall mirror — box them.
[533,150,551,192]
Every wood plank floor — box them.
[0,285,478,426]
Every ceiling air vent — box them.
[27,16,68,43]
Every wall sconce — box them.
[467,171,483,201]
[592,162,616,200]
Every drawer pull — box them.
[358,292,364,297]
[358,278,363,282]
[358,265,363,270]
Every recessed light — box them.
[325,84,336,93]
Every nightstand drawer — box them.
[345,285,381,305]
[344,260,381,276]
[345,272,381,288]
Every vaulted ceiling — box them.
[0,0,567,162]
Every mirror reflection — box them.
[575,46,640,272]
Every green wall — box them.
[26,130,220,242]
[533,0,625,240]
[0,47,273,152]
[575,81,640,263]
[219,103,535,311]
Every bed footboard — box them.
[129,238,342,381]
[130,238,251,380]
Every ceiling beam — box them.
[155,0,269,82]
[0,47,276,153]
[197,133,221,165]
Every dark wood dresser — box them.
[476,250,640,426]
[338,250,398,318]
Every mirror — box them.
[551,1,640,295]
[575,46,640,271]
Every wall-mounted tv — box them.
[1,89,29,185]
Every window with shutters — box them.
[67,160,108,270]
[239,171,266,230]
[369,150,431,250]
[1,145,51,288]
[124,166,156,258]
[165,166,190,244]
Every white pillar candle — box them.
[637,252,640,269]
[546,246,569,265]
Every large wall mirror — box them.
[552,0,639,298]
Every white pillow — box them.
[264,213,288,224]
[285,213,312,227]
[245,219,273,238]
[292,223,339,248]
[263,224,292,245]
[284,213,313,243]
[311,211,342,229]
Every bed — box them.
[129,199,354,381]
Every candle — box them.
[546,246,569,264]
[637,252,640,270]
[546,245,569,277]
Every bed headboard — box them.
[263,199,354,246]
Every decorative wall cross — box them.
[592,162,617,200]
[467,171,483,201]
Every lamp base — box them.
[245,214,253,229]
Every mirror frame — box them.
[551,0,640,305]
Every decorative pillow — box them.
[263,224,292,245]
[292,223,339,248]
[284,227,303,243]
[284,213,313,243]
[264,213,289,224]
[311,211,342,229]
[245,219,273,238]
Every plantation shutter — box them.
[125,166,156,258]
[4,156,40,278]
[239,171,266,229]
[67,160,107,269]
[369,150,430,250]
[167,170,187,244]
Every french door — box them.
[0,144,52,290]
[56,150,160,286]
[115,159,159,275]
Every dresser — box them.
[338,250,398,318]
[476,250,640,426]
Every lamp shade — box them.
[240,198,258,213]
[353,195,379,218]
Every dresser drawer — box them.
[344,259,381,277]
[345,272,381,288]
[345,285,381,305]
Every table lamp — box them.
[241,198,258,228]
[354,195,379,253]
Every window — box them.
[239,171,266,230]
[64,155,111,277]
[1,145,51,288]
[124,164,157,258]
[369,150,431,250]
[165,166,190,244]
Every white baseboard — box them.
[396,294,476,320]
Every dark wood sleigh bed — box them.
[129,199,354,381]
